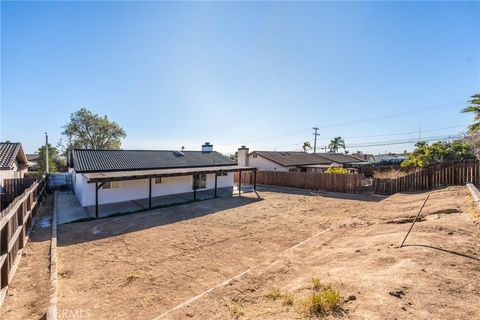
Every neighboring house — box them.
[26,153,40,170]
[237,147,342,173]
[373,154,407,165]
[0,143,28,186]
[70,143,252,209]
[351,152,375,162]
[315,153,364,166]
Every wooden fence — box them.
[1,177,40,210]
[235,171,365,193]
[0,175,48,297]
[373,160,479,195]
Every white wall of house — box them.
[248,155,290,172]
[74,171,234,207]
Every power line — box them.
[267,133,461,152]
[216,100,465,147]
[319,100,464,129]
[345,134,460,148]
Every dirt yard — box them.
[56,186,479,320]
[0,194,54,320]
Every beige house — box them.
[0,143,29,186]
[237,147,342,173]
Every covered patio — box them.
[83,165,258,218]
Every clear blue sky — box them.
[1,1,479,155]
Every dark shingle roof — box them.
[314,153,363,164]
[0,142,27,169]
[253,151,332,167]
[70,149,236,173]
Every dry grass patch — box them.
[282,293,294,306]
[373,169,409,179]
[228,303,244,319]
[265,288,282,300]
[124,273,140,285]
[298,278,342,318]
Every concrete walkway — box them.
[56,187,238,224]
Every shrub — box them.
[326,167,348,174]
[311,277,323,291]
[228,303,244,318]
[265,288,282,300]
[301,288,341,316]
[282,293,294,306]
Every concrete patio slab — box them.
[55,186,244,224]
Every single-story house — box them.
[237,147,342,173]
[0,142,28,185]
[314,153,364,166]
[70,143,255,216]
[26,153,40,170]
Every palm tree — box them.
[302,141,312,152]
[462,93,480,134]
[328,136,345,153]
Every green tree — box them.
[37,144,64,173]
[401,140,474,168]
[302,141,312,152]
[62,108,126,156]
[328,137,345,153]
[462,93,480,134]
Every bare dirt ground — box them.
[0,194,54,320]
[56,186,480,320]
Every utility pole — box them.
[45,132,49,174]
[312,127,320,153]
[418,126,421,142]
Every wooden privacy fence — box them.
[0,175,48,296]
[235,171,365,193]
[1,177,40,210]
[373,160,479,195]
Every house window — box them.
[103,181,120,189]
[154,177,169,184]
[253,153,257,158]
[218,172,228,176]
[193,174,207,189]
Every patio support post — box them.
[238,170,242,196]
[193,174,197,201]
[253,169,257,191]
[95,183,99,218]
[214,173,218,198]
[95,182,105,218]
[149,178,152,209]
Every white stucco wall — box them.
[76,172,234,207]
[248,155,290,172]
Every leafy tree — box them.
[302,141,312,152]
[462,93,480,134]
[326,167,348,174]
[36,144,65,173]
[328,137,345,153]
[229,151,238,161]
[61,108,126,156]
[401,140,474,168]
